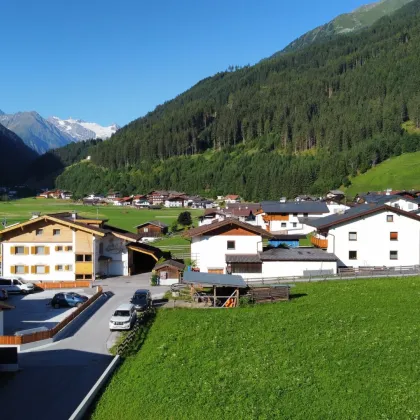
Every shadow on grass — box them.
[152,298,169,308]
[290,293,308,300]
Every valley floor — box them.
[91,277,420,419]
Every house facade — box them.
[164,196,187,208]
[154,259,185,285]
[184,219,337,280]
[309,205,420,268]
[0,213,161,281]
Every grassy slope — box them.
[345,151,420,197]
[0,199,203,247]
[92,277,420,419]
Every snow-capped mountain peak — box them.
[47,116,119,141]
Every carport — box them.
[127,243,163,274]
[183,271,247,307]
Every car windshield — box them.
[133,295,147,303]
[69,293,83,299]
[114,310,130,317]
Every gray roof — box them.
[154,259,185,271]
[329,190,345,195]
[260,248,338,262]
[226,254,262,263]
[183,271,247,288]
[135,220,168,229]
[261,201,329,214]
[360,194,416,204]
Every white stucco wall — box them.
[2,242,75,281]
[260,260,337,278]
[191,235,262,273]
[326,210,420,267]
[96,235,129,276]
[385,199,418,212]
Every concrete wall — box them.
[95,235,129,276]
[192,235,262,273]
[326,210,420,267]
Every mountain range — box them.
[278,0,414,55]
[0,111,118,155]
[53,0,420,200]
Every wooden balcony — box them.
[311,235,328,249]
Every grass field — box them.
[0,199,203,247]
[92,277,420,419]
[345,151,420,197]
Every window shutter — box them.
[45,266,50,274]
[55,265,59,271]
[45,247,50,255]
[10,266,16,274]
[390,232,398,240]
[24,247,29,255]
[31,246,36,255]
[10,246,15,255]
[55,246,59,252]
[65,265,70,271]
[24,266,29,274]
[31,266,36,274]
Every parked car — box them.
[0,289,8,300]
[130,289,152,311]
[0,277,35,294]
[50,292,88,309]
[109,303,137,331]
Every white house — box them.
[224,195,241,204]
[357,193,419,212]
[164,196,187,208]
[308,204,420,268]
[184,219,338,280]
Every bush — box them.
[177,211,192,226]
[150,273,159,286]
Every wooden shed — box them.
[135,221,169,239]
[154,259,185,285]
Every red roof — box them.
[225,195,240,200]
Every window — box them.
[281,223,287,228]
[143,227,149,233]
[65,246,73,252]
[76,274,84,280]
[99,243,104,254]
[387,215,394,222]
[390,251,398,260]
[36,228,43,236]
[76,254,84,262]
[84,274,92,280]
[390,232,398,241]
[56,246,63,252]
[53,229,61,236]
[76,254,93,262]
[56,265,64,272]
[349,251,357,260]
[15,246,25,255]
[227,241,235,250]
[349,232,357,241]
[85,254,92,262]
[35,265,46,274]
[15,265,25,274]
[35,246,45,255]
[409,203,414,210]
[65,265,73,271]
[293,223,297,228]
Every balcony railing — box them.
[310,235,328,249]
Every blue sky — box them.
[1,0,371,126]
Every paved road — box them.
[0,273,169,420]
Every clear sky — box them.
[1,0,371,126]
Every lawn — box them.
[92,277,420,419]
[0,198,202,248]
[345,151,420,197]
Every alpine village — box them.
[2,1,420,419]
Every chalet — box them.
[183,219,337,280]
[164,196,187,208]
[107,190,121,200]
[191,199,215,209]
[307,204,420,268]
[0,212,162,281]
[326,190,345,201]
[224,195,241,204]
[355,193,418,212]
[136,221,169,239]
[256,201,331,234]
[153,259,185,285]
[147,191,169,206]
[199,210,228,226]
[132,195,149,207]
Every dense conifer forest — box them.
[56,0,420,199]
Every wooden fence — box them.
[0,286,103,346]
[34,281,92,290]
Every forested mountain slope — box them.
[58,0,420,199]
[278,0,413,55]
[0,123,38,185]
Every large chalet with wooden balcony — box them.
[0,213,162,281]
[306,204,420,268]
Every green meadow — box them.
[92,277,420,419]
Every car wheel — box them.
[54,303,60,309]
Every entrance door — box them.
[208,268,224,274]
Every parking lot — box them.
[3,289,94,336]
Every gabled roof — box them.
[261,201,329,214]
[183,219,273,238]
[135,220,168,229]
[154,259,185,271]
[183,271,247,288]
[306,204,420,231]
[225,194,240,200]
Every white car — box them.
[109,303,137,331]
[0,277,35,294]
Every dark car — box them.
[130,289,152,311]
[51,292,88,309]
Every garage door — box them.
[208,268,224,274]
